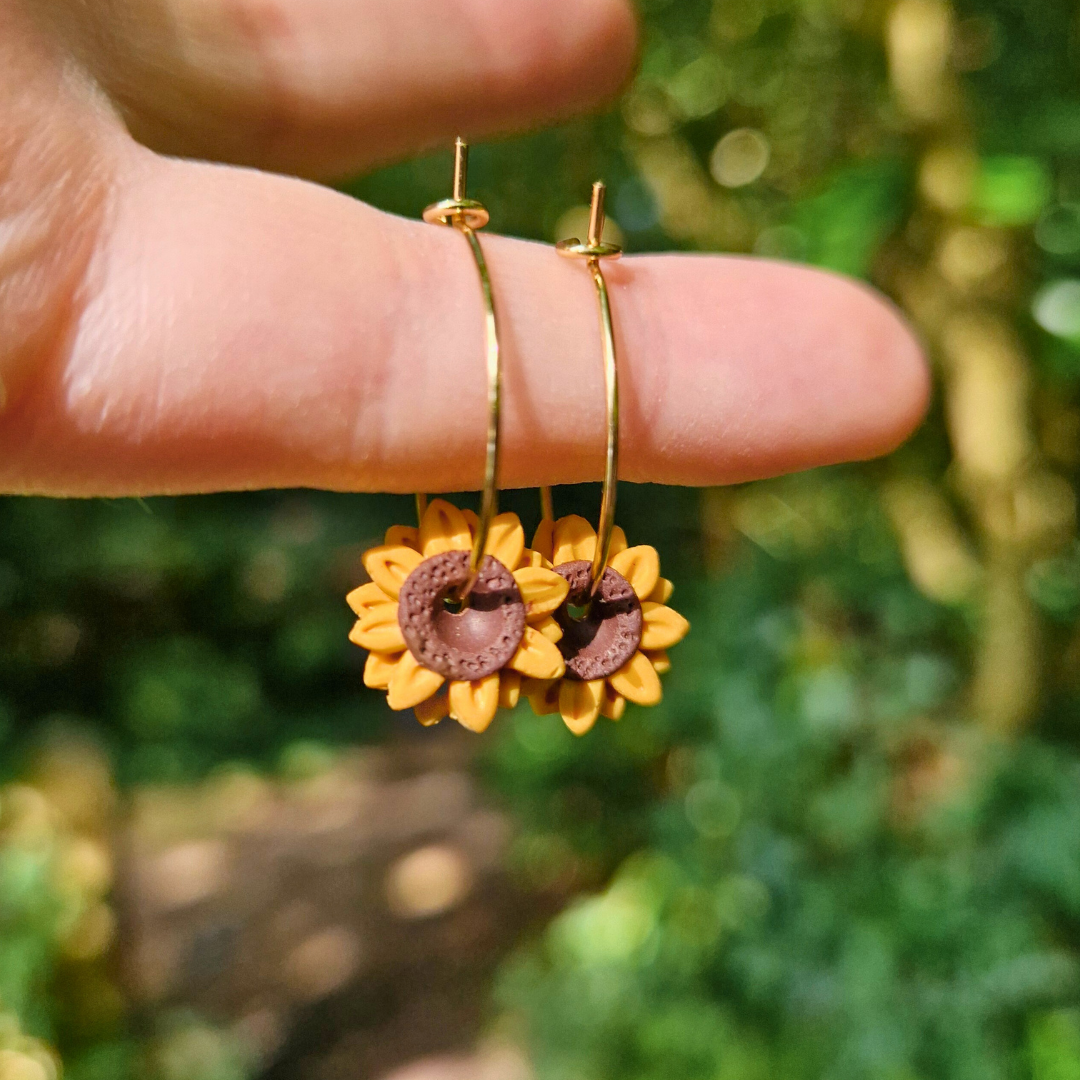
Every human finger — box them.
[0,149,929,496]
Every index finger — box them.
[0,150,928,496]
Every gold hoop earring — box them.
[346,139,569,733]
[526,182,691,735]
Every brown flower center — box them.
[398,551,525,681]
[553,560,642,680]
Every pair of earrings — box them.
[347,140,688,736]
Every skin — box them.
[0,0,929,497]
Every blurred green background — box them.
[5,0,1080,1077]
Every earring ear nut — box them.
[555,238,623,260]
[423,198,490,229]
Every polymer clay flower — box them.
[525,514,690,735]
[348,500,570,733]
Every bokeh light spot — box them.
[1034,280,1080,340]
[710,129,771,188]
[385,844,472,919]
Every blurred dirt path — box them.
[117,729,546,1080]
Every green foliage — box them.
[1029,1011,1080,1080]
[973,156,1052,227]
[788,161,910,277]
[481,1,1080,1078]
[3,0,1080,1077]
[493,474,1080,1080]
[0,493,417,784]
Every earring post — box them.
[588,181,606,248]
[453,138,468,203]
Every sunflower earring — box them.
[524,181,690,735]
[346,140,570,732]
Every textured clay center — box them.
[554,560,642,681]
[398,551,525,681]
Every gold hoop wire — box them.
[421,138,502,596]
[539,485,554,524]
[556,181,623,597]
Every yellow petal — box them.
[600,683,626,721]
[523,549,554,570]
[508,626,566,680]
[498,671,522,710]
[362,545,423,600]
[484,512,525,570]
[553,515,597,565]
[346,581,390,617]
[364,649,402,689]
[609,526,628,558]
[387,651,445,710]
[414,692,449,727]
[609,651,662,706]
[349,605,405,652]
[531,518,555,562]
[559,679,604,736]
[385,525,420,550]
[521,677,554,697]
[449,674,500,733]
[647,577,674,604]
[644,649,671,675]
[462,507,480,536]
[526,680,561,715]
[419,499,472,557]
[532,614,563,643]
[513,566,570,618]
[640,603,690,650]
[609,545,660,601]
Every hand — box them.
[0,0,927,497]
